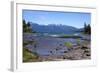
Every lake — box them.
[23,33,90,60]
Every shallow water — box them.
[23,33,86,56]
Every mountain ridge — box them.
[29,22,82,34]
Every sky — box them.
[22,10,91,28]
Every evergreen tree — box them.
[23,20,27,32]
[27,22,32,33]
[23,19,36,33]
[84,22,91,34]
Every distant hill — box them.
[29,22,81,34]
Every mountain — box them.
[78,28,84,32]
[30,22,80,34]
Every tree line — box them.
[84,22,91,34]
[23,20,36,33]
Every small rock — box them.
[81,46,88,50]
[64,51,68,53]
[86,54,90,56]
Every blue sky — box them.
[23,10,91,28]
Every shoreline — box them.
[23,33,91,62]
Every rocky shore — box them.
[23,33,91,62]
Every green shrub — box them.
[23,48,39,62]
[64,42,73,48]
